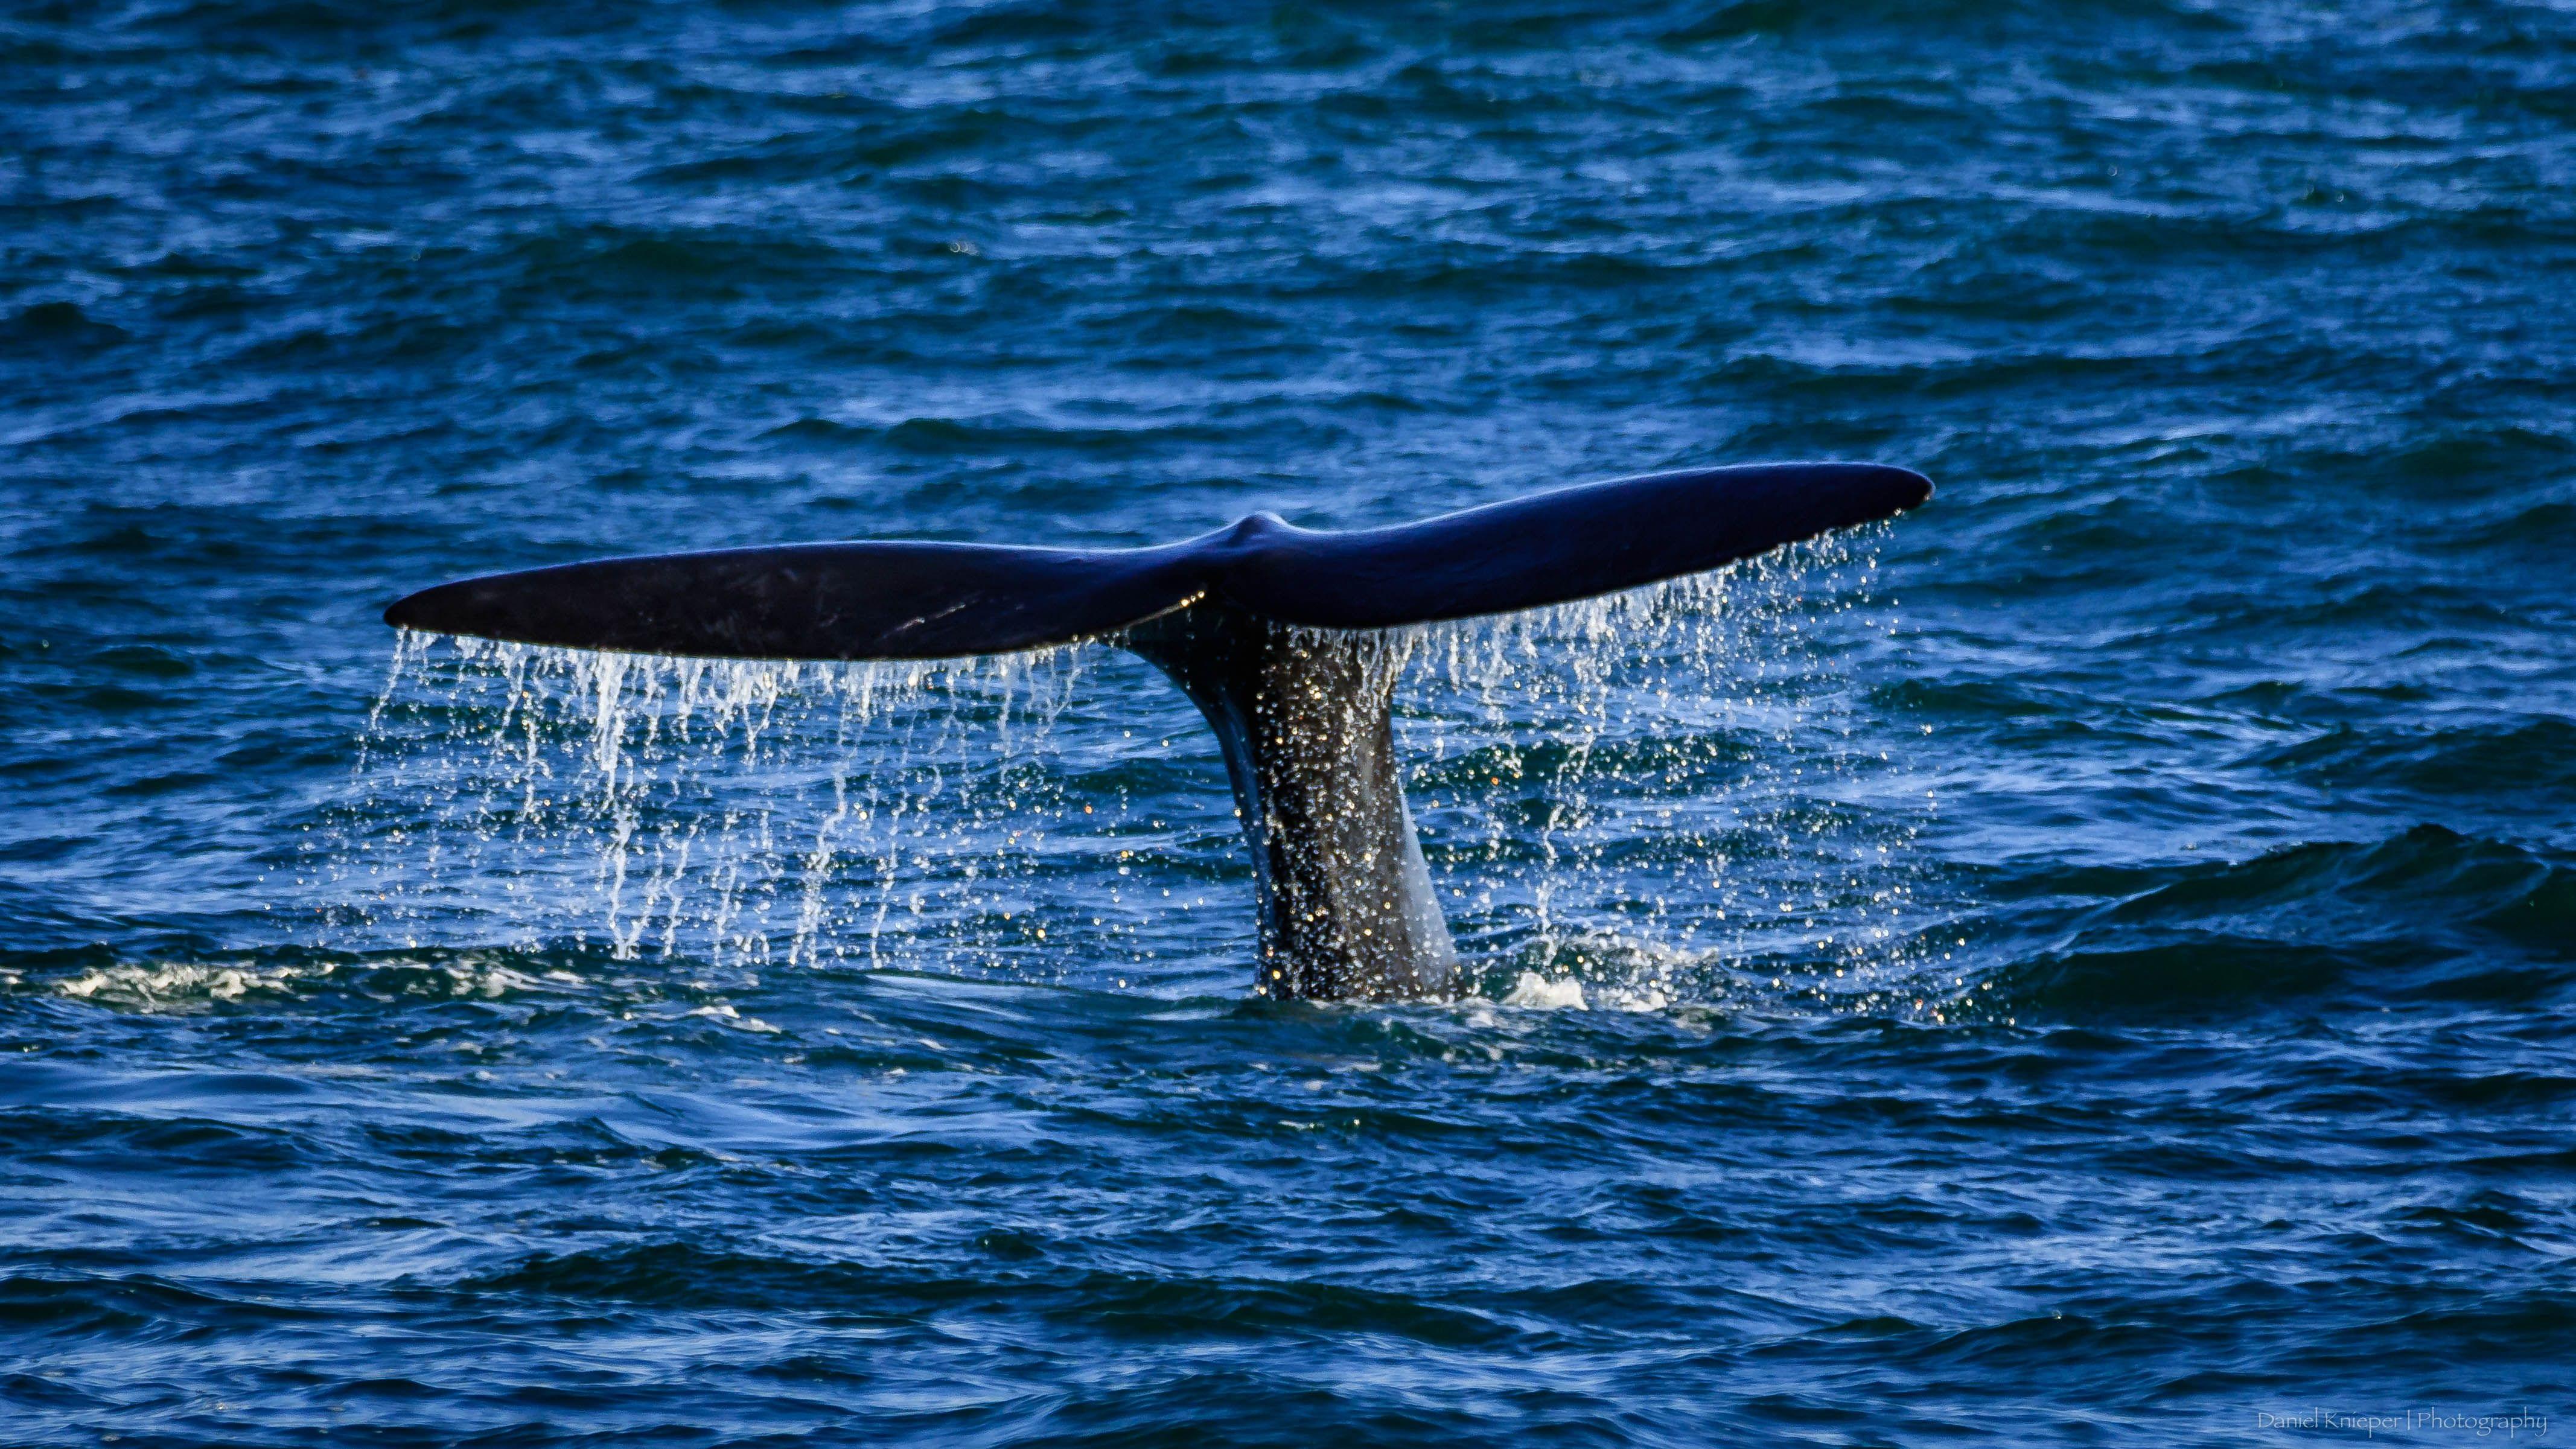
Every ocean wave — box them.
[2244,718,2576,807]
[1981,827,2576,1017]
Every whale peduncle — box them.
[1121,602,1455,1001]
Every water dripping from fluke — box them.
[375,463,1933,1001]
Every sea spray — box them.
[1401,529,1938,1010]
[328,642,1091,972]
[323,534,1939,1006]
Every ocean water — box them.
[5,1,2575,1443]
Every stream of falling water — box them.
[323,533,1938,1007]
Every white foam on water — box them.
[55,960,325,1010]
[1502,972,1589,1010]
[40,955,617,1013]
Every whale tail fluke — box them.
[381,463,1929,658]
[381,460,1932,1001]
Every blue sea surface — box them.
[5,1,2575,1444]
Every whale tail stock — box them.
[382,462,1933,999]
